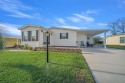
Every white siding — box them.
[39,30,43,46]
[20,26,95,47]
[77,32,87,47]
[21,27,43,47]
[21,27,40,32]
[50,29,77,46]
[21,41,40,47]
[88,36,93,44]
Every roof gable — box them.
[18,24,45,30]
[18,24,53,33]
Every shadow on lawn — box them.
[48,62,83,69]
[5,63,85,83]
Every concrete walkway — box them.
[82,47,125,83]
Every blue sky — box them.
[0,0,125,36]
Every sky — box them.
[0,0,125,36]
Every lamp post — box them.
[46,31,49,63]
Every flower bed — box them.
[34,47,82,53]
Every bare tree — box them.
[108,21,118,35]
[108,17,125,35]
[117,18,125,33]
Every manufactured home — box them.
[5,36,21,48]
[19,24,107,48]
[106,34,125,46]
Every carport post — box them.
[104,32,107,49]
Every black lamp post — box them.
[46,31,49,63]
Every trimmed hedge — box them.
[107,45,125,50]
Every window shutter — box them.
[28,31,31,41]
[60,33,62,39]
[66,33,68,39]
[36,30,39,41]
[22,32,24,41]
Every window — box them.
[28,31,31,41]
[32,31,36,41]
[120,37,125,43]
[24,31,28,41]
[32,30,38,41]
[22,30,38,41]
[60,33,68,39]
[22,32,24,41]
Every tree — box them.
[108,21,118,35]
[0,33,4,50]
[108,17,125,35]
[0,22,5,50]
[117,18,125,33]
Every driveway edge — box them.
[82,54,97,83]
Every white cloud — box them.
[66,10,96,23]
[0,23,21,36]
[67,17,81,23]
[56,18,66,24]
[8,12,33,19]
[74,14,94,22]
[98,23,107,26]
[121,0,125,4]
[0,0,43,19]
[57,26,87,29]
[118,0,125,8]
[86,10,97,14]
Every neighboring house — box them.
[106,34,125,46]
[5,36,21,48]
[19,24,107,48]
[93,36,104,45]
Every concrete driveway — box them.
[82,47,125,83]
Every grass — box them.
[107,45,125,50]
[0,51,94,83]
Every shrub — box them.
[24,44,29,49]
[19,44,33,50]
[28,47,33,50]
[0,35,5,50]
[18,45,24,49]
[34,47,42,51]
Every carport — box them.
[77,29,108,48]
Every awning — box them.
[77,29,108,36]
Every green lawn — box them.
[107,45,125,50]
[0,51,94,83]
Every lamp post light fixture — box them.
[46,31,49,63]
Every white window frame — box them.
[120,37,125,43]
[60,33,68,39]
[32,31,37,41]
[23,31,28,41]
